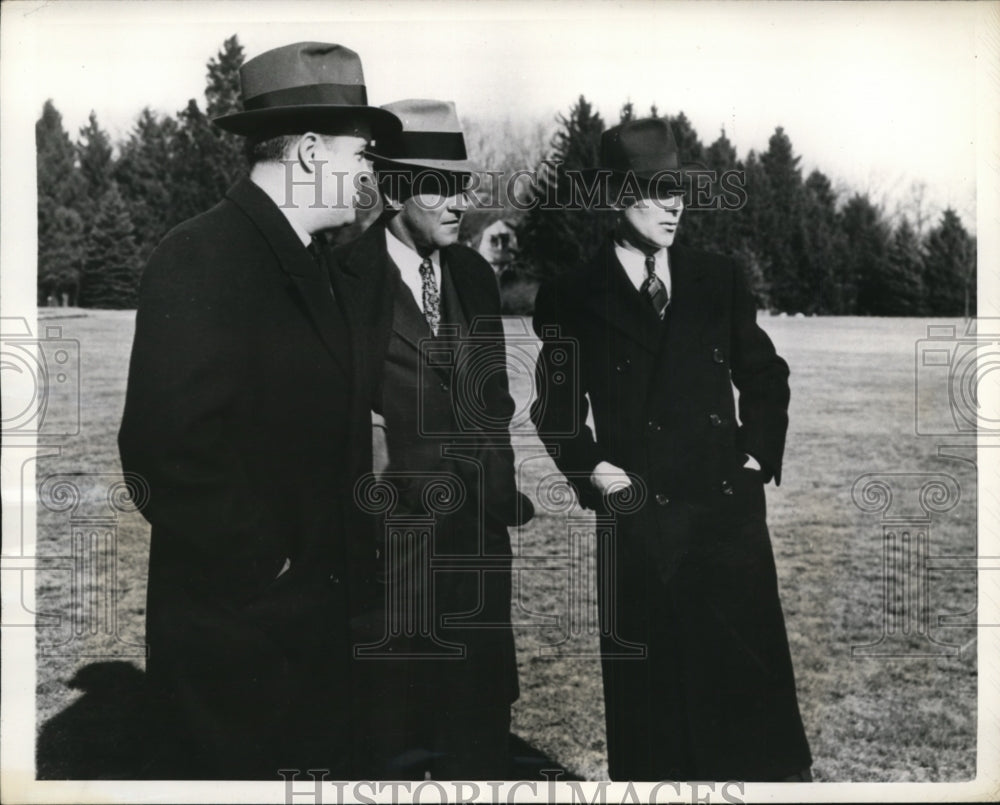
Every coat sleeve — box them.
[728,259,791,485]
[117,226,269,558]
[472,260,535,527]
[530,281,604,511]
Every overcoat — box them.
[530,239,812,781]
[331,218,528,778]
[118,177,378,778]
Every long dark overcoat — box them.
[530,239,812,781]
[118,177,378,779]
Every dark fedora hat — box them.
[580,117,702,201]
[366,99,477,175]
[213,42,401,139]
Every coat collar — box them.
[336,216,486,350]
[226,176,351,375]
[580,239,703,352]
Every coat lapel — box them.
[583,241,663,352]
[227,178,351,377]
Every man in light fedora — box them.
[330,99,533,779]
[530,117,813,781]
[118,42,400,778]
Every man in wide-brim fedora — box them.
[330,99,533,779]
[530,117,813,781]
[119,41,400,779]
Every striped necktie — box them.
[419,257,441,335]
[640,254,670,320]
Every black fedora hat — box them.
[367,99,477,175]
[580,117,703,201]
[213,42,401,139]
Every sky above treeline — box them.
[5,0,992,228]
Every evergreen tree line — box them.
[38,37,975,316]
[518,97,976,316]
[37,36,246,308]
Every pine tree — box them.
[77,111,114,207]
[518,96,607,279]
[698,127,742,256]
[842,193,892,315]
[79,185,142,309]
[757,127,806,312]
[882,217,925,315]
[799,170,848,314]
[923,208,975,316]
[36,100,87,305]
[114,108,181,263]
[205,35,245,119]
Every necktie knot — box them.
[644,254,657,276]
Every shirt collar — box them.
[614,240,669,276]
[385,226,440,271]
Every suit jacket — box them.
[118,177,377,778]
[332,217,530,536]
[330,218,528,713]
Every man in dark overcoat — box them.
[117,42,401,779]
[530,117,812,781]
[330,99,533,780]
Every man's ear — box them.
[295,132,323,173]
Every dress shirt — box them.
[614,241,672,296]
[385,228,442,314]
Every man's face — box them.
[396,179,467,252]
[311,131,373,227]
[619,192,685,251]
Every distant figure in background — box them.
[331,99,533,779]
[476,219,519,274]
[118,42,400,778]
[530,117,812,781]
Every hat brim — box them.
[367,153,477,175]
[213,105,402,140]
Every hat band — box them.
[383,131,468,162]
[243,82,369,111]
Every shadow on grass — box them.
[36,661,580,781]
[36,661,147,779]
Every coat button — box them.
[709,413,722,426]
[712,348,725,364]
[721,479,734,495]
[647,418,657,429]
[655,493,670,506]
[440,382,450,392]
[329,575,340,583]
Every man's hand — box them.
[372,411,389,477]
[590,461,633,496]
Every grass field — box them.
[31,310,978,782]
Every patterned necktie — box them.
[419,257,441,336]
[640,254,670,320]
